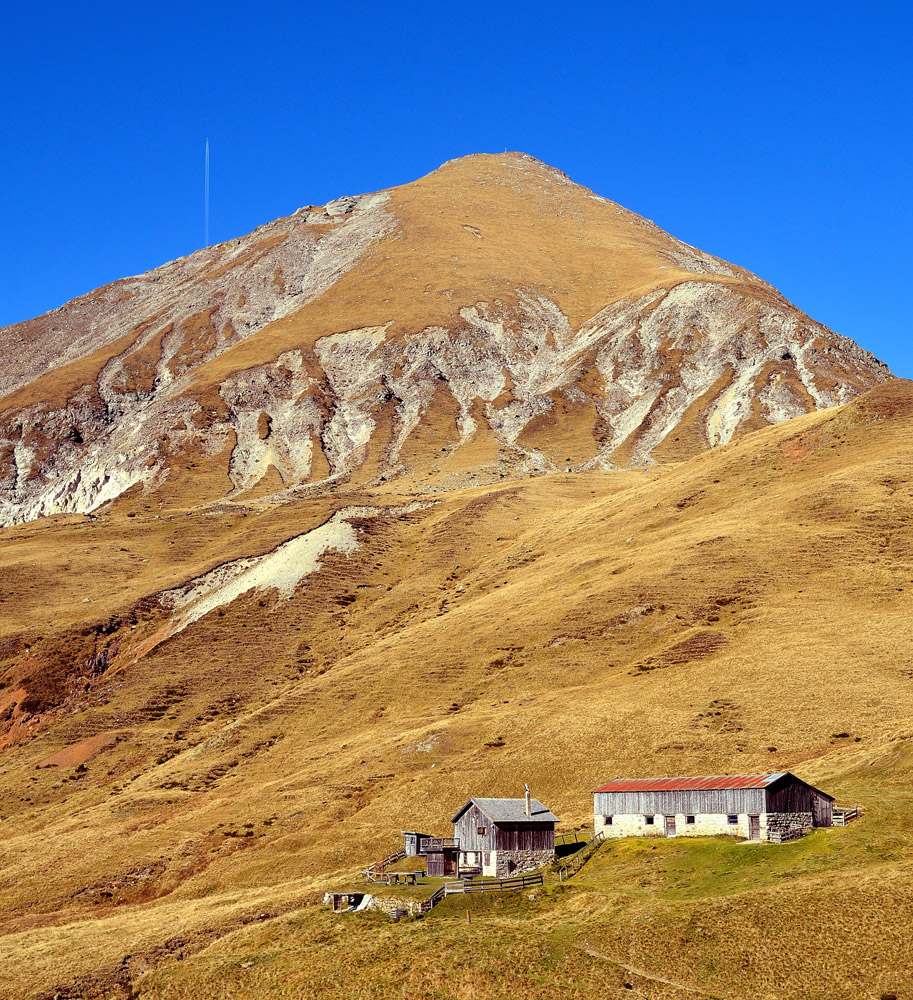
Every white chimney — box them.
[524,782,531,817]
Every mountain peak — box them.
[0,158,890,524]
[432,149,571,177]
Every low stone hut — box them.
[592,772,834,842]
[451,788,558,876]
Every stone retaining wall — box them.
[364,894,426,917]
[765,812,813,843]
[324,891,424,918]
[494,849,554,877]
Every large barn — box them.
[592,772,834,843]
[451,790,558,877]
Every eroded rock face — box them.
[0,193,396,522]
[0,155,891,523]
[0,192,396,402]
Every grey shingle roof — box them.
[451,797,559,824]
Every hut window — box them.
[477,826,487,836]
[686,815,695,824]
[727,815,738,824]
[604,815,613,825]
[645,815,654,825]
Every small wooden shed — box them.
[451,790,558,877]
[402,831,432,857]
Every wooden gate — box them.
[664,815,676,838]
[749,815,761,840]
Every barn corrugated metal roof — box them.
[451,797,559,824]
[592,773,788,794]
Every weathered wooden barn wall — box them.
[494,822,554,851]
[425,851,458,877]
[403,831,431,856]
[594,787,766,817]
[812,795,833,827]
[594,774,835,831]
[766,777,833,825]
[454,804,496,852]
[454,805,556,852]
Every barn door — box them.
[749,815,761,840]
[812,795,831,827]
[664,816,676,838]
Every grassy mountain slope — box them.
[0,379,912,998]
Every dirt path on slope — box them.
[577,942,731,999]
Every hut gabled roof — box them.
[451,797,559,824]
[593,774,786,793]
[592,771,833,799]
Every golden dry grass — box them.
[1,380,912,998]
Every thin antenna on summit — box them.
[204,139,210,246]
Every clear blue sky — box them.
[2,2,910,376]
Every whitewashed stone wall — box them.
[595,812,774,841]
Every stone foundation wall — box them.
[325,892,425,918]
[765,812,813,843]
[596,813,665,838]
[493,849,554,877]
[596,812,750,839]
[365,894,425,917]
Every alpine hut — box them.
[451,786,558,876]
[592,772,834,843]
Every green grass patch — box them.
[571,822,892,901]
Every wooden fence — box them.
[443,872,544,896]
[360,847,408,882]
[555,831,591,848]
[418,885,447,914]
[415,873,545,914]
[557,832,604,882]
[378,847,406,870]
[832,805,859,826]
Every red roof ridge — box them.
[592,772,791,793]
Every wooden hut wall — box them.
[763,776,831,816]
[762,777,833,826]
[594,787,766,817]
[403,832,428,856]
[493,822,555,851]
[454,804,497,851]
[811,794,833,827]
[426,852,457,877]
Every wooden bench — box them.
[382,871,422,885]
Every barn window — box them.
[645,815,654,825]
[604,815,613,825]
[477,826,487,836]
[727,815,738,824]
[686,815,695,824]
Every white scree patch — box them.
[162,512,360,632]
[159,501,430,634]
